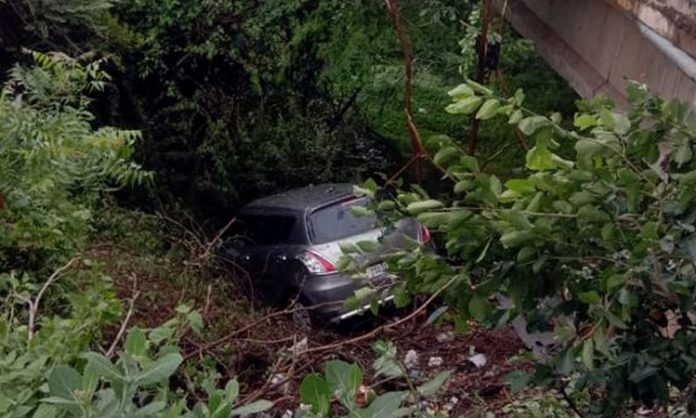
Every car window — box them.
[234,214,297,245]
[308,197,378,244]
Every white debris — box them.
[436,331,455,343]
[270,373,290,394]
[404,349,419,370]
[468,353,488,368]
[280,411,293,418]
[428,356,444,368]
[290,336,308,355]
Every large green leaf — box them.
[445,96,482,115]
[406,200,444,215]
[299,374,331,415]
[475,98,500,120]
[417,370,453,396]
[125,327,147,359]
[525,146,556,171]
[365,391,405,418]
[81,352,124,381]
[134,352,183,385]
[325,360,362,398]
[230,400,273,416]
[518,116,548,136]
[47,366,81,400]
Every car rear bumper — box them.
[301,272,394,322]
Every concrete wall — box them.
[497,0,696,108]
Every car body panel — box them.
[222,183,423,322]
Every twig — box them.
[559,380,584,417]
[182,300,343,361]
[106,274,140,358]
[27,257,80,342]
[197,217,237,264]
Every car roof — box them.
[242,183,355,212]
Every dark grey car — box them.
[221,183,431,324]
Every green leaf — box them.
[674,142,693,167]
[578,291,600,304]
[629,366,658,383]
[135,352,183,385]
[299,374,331,415]
[377,200,396,211]
[505,370,530,392]
[447,83,474,99]
[433,146,459,166]
[366,391,406,417]
[230,400,273,416]
[525,146,556,171]
[356,240,379,253]
[577,205,610,223]
[135,401,166,417]
[454,180,471,194]
[417,370,453,396]
[325,360,362,398]
[125,327,147,359]
[425,306,448,325]
[445,96,482,115]
[47,366,81,400]
[604,310,628,329]
[225,379,240,402]
[466,79,493,94]
[508,109,523,125]
[606,274,626,290]
[500,209,533,230]
[339,241,361,254]
[475,98,500,120]
[468,295,491,322]
[406,200,444,215]
[32,404,56,418]
[516,246,536,262]
[416,212,449,228]
[350,206,371,218]
[505,179,535,194]
[81,352,124,381]
[574,113,597,130]
[514,89,525,105]
[582,339,594,370]
[518,116,548,136]
[600,108,630,134]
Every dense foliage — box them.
[351,81,696,415]
[0,54,271,418]
[6,0,691,416]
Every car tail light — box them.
[299,250,336,274]
[418,225,431,244]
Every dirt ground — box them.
[88,240,549,417]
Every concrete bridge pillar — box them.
[497,0,696,109]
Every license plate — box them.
[366,262,387,279]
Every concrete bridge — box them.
[497,0,696,108]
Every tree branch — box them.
[385,0,424,181]
[27,257,80,342]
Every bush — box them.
[359,80,696,415]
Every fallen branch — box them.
[106,274,140,358]
[182,300,343,361]
[27,257,80,342]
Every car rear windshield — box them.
[308,197,377,244]
[235,214,297,245]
